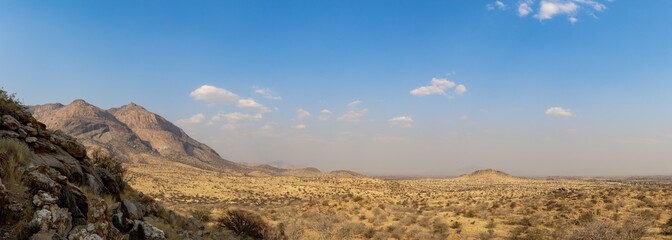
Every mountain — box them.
[30,100,241,171]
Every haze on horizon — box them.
[2,1,671,176]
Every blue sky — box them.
[2,1,671,176]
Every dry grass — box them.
[121,160,672,239]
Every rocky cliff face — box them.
[0,94,178,239]
[31,100,241,171]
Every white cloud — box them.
[388,116,414,128]
[337,109,368,123]
[536,1,578,21]
[493,0,610,23]
[411,77,467,97]
[176,113,205,125]
[253,87,282,100]
[348,100,362,108]
[518,1,533,16]
[212,112,262,123]
[237,98,270,113]
[190,85,239,104]
[487,1,507,10]
[317,109,332,121]
[292,124,307,130]
[545,107,575,118]
[455,84,467,95]
[296,108,311,120]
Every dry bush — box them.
[0,89,31,124]
[90,150,126,194]
[190,208,212,222]
[217,209,279,239]
[661,217,672,235]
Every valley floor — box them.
[126,163,672,239]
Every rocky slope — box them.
[31,100,241,171]
[0,93,186,239]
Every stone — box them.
[67,225,103,240]
[131,221,166,240]
[26,170,62,194]
[23,125,38,136]
[26,137,38,143]
[29,205,73,236]
[85,173,104,195]
[29,231,66,240]
[112,212,133,233]
[33,191,59,207]
[1,115,21,131]
[59,184,88,225]
[52,135,86,160]
[122,199,141,220]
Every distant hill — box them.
[455,169,524,183]
[30,100,241,171]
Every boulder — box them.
[29,205,73,237]
[32,191,59,207]
[1,115,21,131]
[67,224,103,240]
[130,221,166,240]
[122,199,141,220]
[26,171,62,194]
[112,212,133,233]
[0,130,21,139]
[59,184,88,225]
[51,135,86,160]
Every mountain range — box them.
[29,100,358,177]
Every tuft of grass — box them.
[0,88,30,124]
[0,138,32,188]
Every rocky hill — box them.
[30,100,241,171]
[0,90,210,239]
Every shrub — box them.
[191,209,212,222]
[662,218,672,235]
[217,209,277,239]
[0,89,31,124]
[90,150,126,195]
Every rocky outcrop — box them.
[0,99,173,239]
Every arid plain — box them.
[126,160,672,240]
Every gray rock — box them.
[132,221,166,240]
[1,115,21,131]
[32,190,59,207]
[122,199,141,220]
[26,136,38,143]
[0,130,21,138]
[26,171,62,194]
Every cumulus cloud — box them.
[317,109,332,121]
[536,1,578,21]
[487,1,507,10]
[388,116,414,128]
[296,108,311,120]
[455,84,467,95]
[253,87,282,100]
[348,100,362,108]
[237,98,270,113]
[212,112,262,123]
[338,109,368,123]
[411,78,467,97]
[190,85,239,104]
[491,0,609,23]
[176,113,205,125]
[545,107,575,118]
[292,124,307,130]
[518,1,533,16]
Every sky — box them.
[1,0,671,176]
